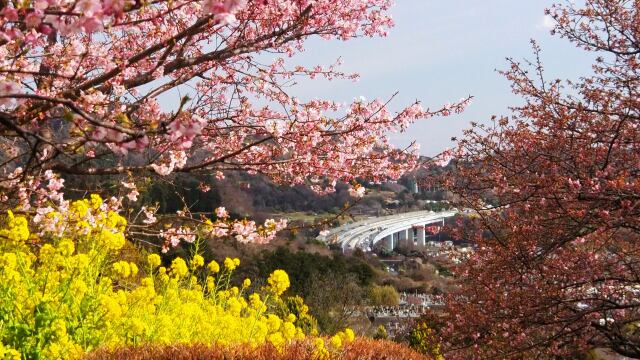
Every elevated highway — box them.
[317,210,457,252]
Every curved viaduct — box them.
[317,210,457,252]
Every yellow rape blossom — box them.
[343,328,356,343]
[206,276,215,290]
[113,261,132,278]
[0,195,346,360]
[70,199,89,218]
[97,228,125,250]
[191,254,204,269]
[207,260,220,273]
[329,334,342,348]
[0,210,30,244]
[130,262,139,276]
[313,338,330,359]
[0,343,21,360]
[58,239,75,256]
[267,269,290,295]
[170,257,188,278]
[147,254,161,268]
[89,194,103,210]
[223,257,239,271]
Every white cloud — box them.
[537,15,555,31]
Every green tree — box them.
[367,285,400,307]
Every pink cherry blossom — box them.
[215,207,228,218]
[348,184,366,198]
[141,207,158,224]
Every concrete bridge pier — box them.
[384,235,394,251]
[398,229,408,248]
[416,226,426,247]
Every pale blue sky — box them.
[286,1,594,156]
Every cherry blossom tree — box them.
[0,0,468,249]
[439,1,640,358]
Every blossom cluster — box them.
[159,206,288,252]
[0,168,290,251]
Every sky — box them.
[285,1,595,156]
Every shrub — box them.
[407,323,444,360]
[373,325,388,340]
[86,338,431,360]
[276,296,319,336]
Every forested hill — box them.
[137,158,454,219]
